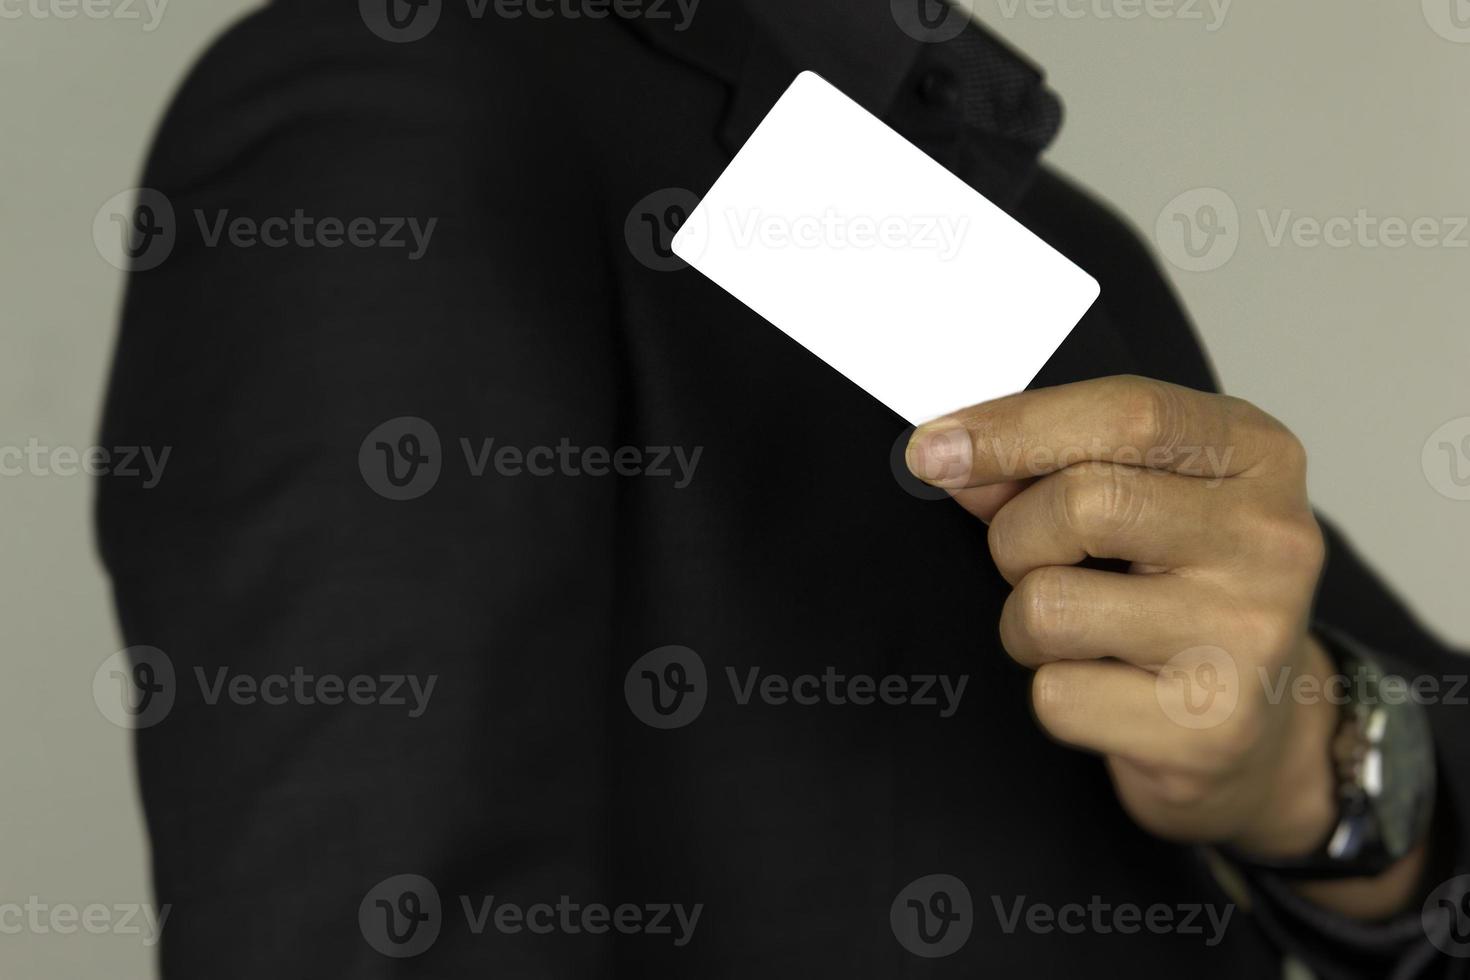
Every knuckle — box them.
[1225,394,1273,432]
[1242,403,1308,473]
[1116,376,1185,454]
[1252,510,1326,581]
[1059,466,1140,535]
[1275,429,1310,474]
[1058,476,1096,532]
[1016,567,1073,651]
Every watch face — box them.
[1299,637,1436,877]
[1372,684,1436,860]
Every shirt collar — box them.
[622,0,1062,199]
[739,0,926,117]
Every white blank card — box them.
[672,71,1100,425]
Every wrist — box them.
[1229,634,1340,859]
[1221,626,1437,915]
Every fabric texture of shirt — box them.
[97,1,1469,977]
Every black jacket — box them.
[97,1,1469,976]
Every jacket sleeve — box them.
[1238,521,1470,980]
[96,7,622,976]
[1024,167,1470,980]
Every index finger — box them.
[904,375,1277,489]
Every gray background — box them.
[2,1,1466,975]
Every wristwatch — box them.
[1224,627,1437,880]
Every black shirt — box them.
[98,0,1469,976]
